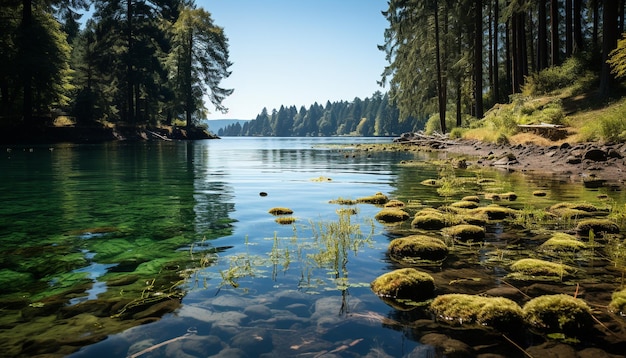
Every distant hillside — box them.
[204,120,251,134]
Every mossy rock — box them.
[449,200,479,209]
[411,210,447,230]
[469,205,518,220]
[375,208,410,224]
[388,235,448,263]
[356,192,389,205]
[442,224,485,242]
[275,216,297,225]
[608,288,626,315]
[499,192,518,201]
[268,207,294,215]
[430,293,524,331]
[548,202,609,220]
[329,198,357,205]
[461,195,481,203]
[539,233,586,252]
[523,294,593,335]
[384,199,406,208]
[508,258,575,280]
[575,218,620,237]
[532,190,548,197]
[420,179,440,187]
[370,268,435,300]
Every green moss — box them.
[420,179,440,187]
[508,258,575,280]
[549,202,609,220]
[522,294,593,335]
[388,235,448,263]
[470,205,518,220]
[450,200,479,209]
[384,199,406,208]
[375,208,410,224]
[275,216,297,225]
[356,192,389,205]
[500,192,518,201]
[461,195,481,203]
[329,197,357,205]
[268,207,294,215]
[442,224,486,242]
[539,233,586,252]
[576,218,620,237]
[411,209,447,230]
[533,190,548,197]
[370,268,435,300]
[430,293,524,330]
[609,288,626,315]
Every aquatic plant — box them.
[268,207,294,215]
[374,208,410,224]
[370,268,435,300]
[356,192,389,205]
[329,197,357,205]
[387,235,448,264]
[442,224,486,243]
[508,258,575,281]
[430,293,524,331]
[522,294,593,335]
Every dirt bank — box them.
[394,133,626,189]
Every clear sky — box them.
[198,0,390,120]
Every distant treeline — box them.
[218,91,422,137]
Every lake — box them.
[1,137,625,357]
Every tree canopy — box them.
[0,0,232,128]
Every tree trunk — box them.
[21,0,33,122]
[599,0,619,98]
[592,0,599,52]
[550,0,559,65]
[573,0,583,52]
[537,0,548,70]
[505,19,512,97]
[474,0,483,118]
[565,0,572,57]
[186,31,194,130]
[493,0,500,103]
[433,0,446,133]
[126,0,134,123]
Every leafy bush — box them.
[523,55,587,95]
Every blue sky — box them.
[199,0,389,120]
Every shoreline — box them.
[393,133,626,189]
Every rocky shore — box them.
[394,132,626,188]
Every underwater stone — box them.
[370,268,435,300]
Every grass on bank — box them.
[426,55,626,145]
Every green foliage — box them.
[608,34,626,79]
[523,56,588,95]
